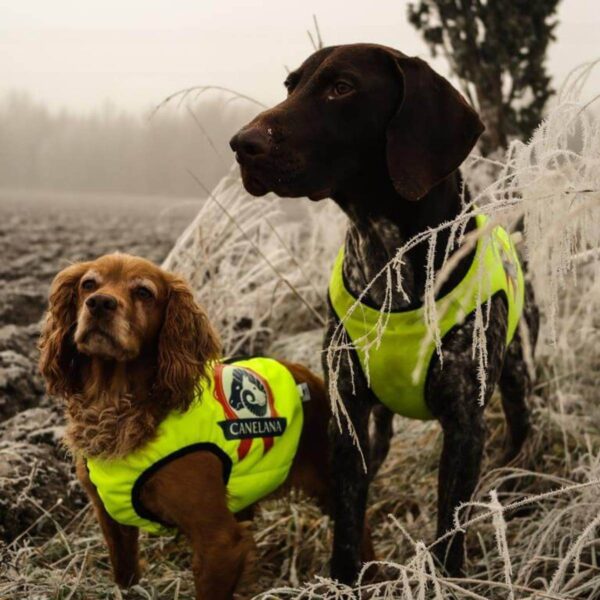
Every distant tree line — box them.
[0,91,256,197]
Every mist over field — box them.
[0,91,256,198]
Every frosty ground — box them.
[1,85,600,600]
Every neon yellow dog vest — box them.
[86,357,303,535]
[328,215,524,420]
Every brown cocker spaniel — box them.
[39,253,375,599]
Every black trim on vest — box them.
[329,287,510,415]
[131,443,233,528]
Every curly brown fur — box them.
[64,391,159,458]
[39,261,92,397]
[39,253,221,458]
[154,275,220,414]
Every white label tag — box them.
[297,382,311,403]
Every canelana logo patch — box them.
[213,364,286,459]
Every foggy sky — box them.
[1,0,599,114]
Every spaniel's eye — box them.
[81,279,96,291]
[135,286,153,300]
[331,81,354,97]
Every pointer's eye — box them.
[331,81,354,97]
[284,76,298,94]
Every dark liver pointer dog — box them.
[230,44,539,582]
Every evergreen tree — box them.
[407,0,561,155]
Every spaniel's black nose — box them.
[230,127,270,159]
[86,293,117,315]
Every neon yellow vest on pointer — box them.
[86,357,303,535]
[328,215,524,420]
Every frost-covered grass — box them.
[2,66,600,599]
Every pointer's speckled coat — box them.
[231,43,539,581]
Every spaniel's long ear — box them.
[39,262,90,396]
[384,51,484,201]
[155,275,221,412]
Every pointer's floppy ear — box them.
[384,51,484,201]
